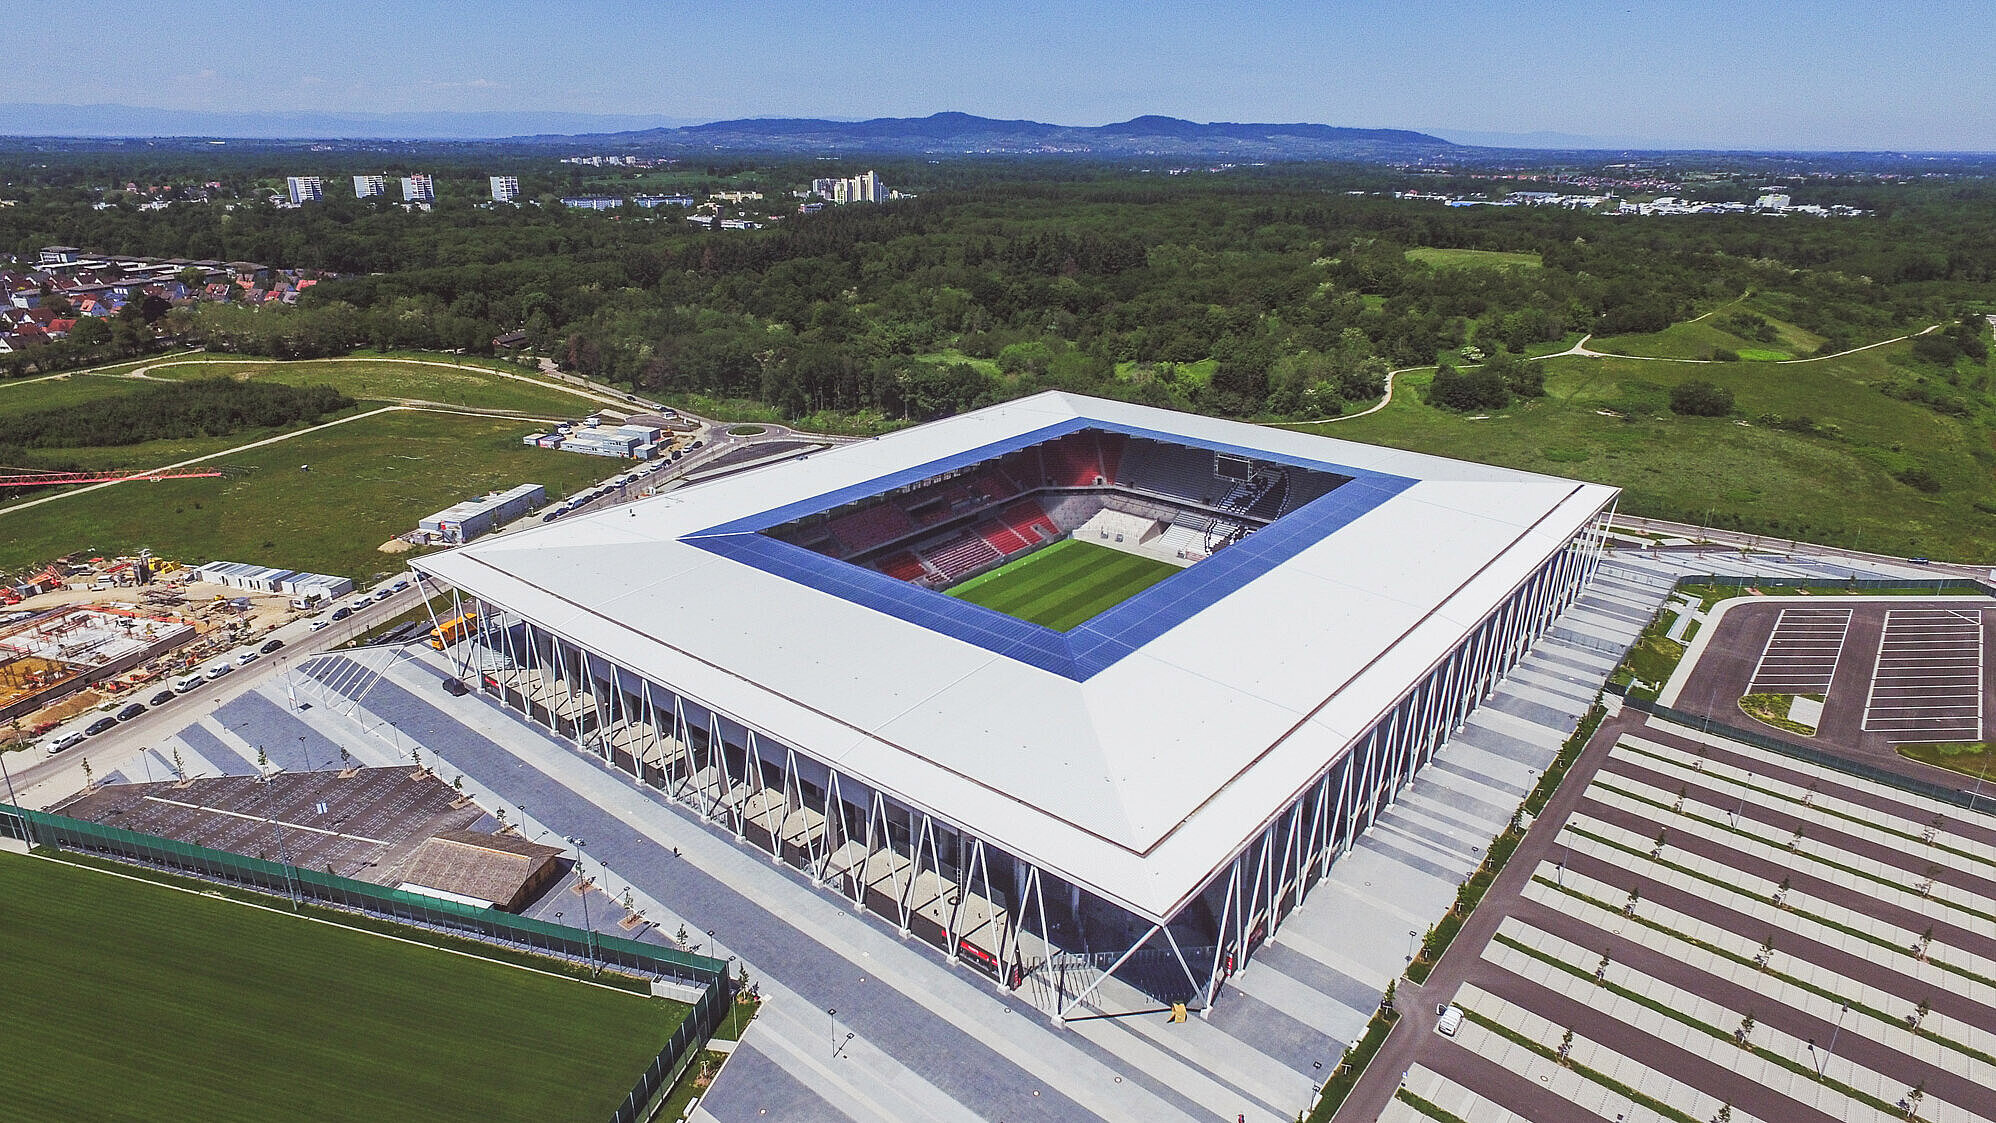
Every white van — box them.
[173,675,205,693]
[205,663,234,681]
[46,731,86,754]
[1435,1004,1464,1038]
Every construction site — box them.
[0,550,354,742]
[0,606,196,724]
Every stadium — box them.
[412,391,1617,1016]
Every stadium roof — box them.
[416,392,1616,920]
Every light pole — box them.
[570,837,596,975]
[1733,772,1753,827]
[1406,929,1418,962]
[272,820,299,911]
[0,744,33,849]
[725,955,739,1037]
[1820,1003,1847,1078]
[297,735,309,773]
[828,1007,837,1056]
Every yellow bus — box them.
[428,612,477,650]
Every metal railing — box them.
[0,801,732,1123]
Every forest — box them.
[4,155,1995,430]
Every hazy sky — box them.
[5,1,1991,149]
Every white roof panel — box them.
[418,391,1615,918]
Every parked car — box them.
[173,675,205,693]
[47,731,85,754]
[390,579,411,592]
[148,690,176,707]
[85,716,119,736]
[115,703,146,722]
[348,598,372,611]
[260,638,286,654]
[235,651,260,666]
[1436,1004,1464,1038]
[205,663,234,680]
[309,618,330,631]
[373,589,393,602]
[330,607,352,622]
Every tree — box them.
[1428,364,1510,411]
[67,317,112,347]
[1670,380,1735,416]
[1482,350,1544,398]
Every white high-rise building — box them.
[1755,193,1791,210]
[285,176,323,204]
[353,174,388,199]
[489,175,520,203]
[402,174,435,204]
[815,170,889,206]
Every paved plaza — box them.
[1377,713,1996,1123]
[28,541,1959,1121]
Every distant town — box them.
[1,246,325,354]
[279,164,908,230]
[1392,187,1871,216]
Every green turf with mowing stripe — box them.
[0,852,687,1123]
[945,538,1180,631]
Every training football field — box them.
[946,538,1180,630]
[0,853,686,1122]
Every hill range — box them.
[520,112,1454,157]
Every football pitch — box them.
[946,538,1180,630]
[0,853,687,1122]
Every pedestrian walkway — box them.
[102,545,1944,1121]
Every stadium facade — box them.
[413,392,1617,1016]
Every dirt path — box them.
[1573,322,1939,365]
[1299,363,1423,424]
[0,404,558,519]
[1297,316,1943,429]
[118,355,630,409]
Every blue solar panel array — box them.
[684,417,1416,681]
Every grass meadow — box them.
[0,852,684,1123]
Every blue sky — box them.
[5,1,1991,149]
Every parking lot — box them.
[1349,710,1996,1123]
[1665,597,1995,774]
[1746,606,1852,695]
[1863,608,1985,743]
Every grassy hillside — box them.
[0,410,618,580]
[133,356,603,416]
[1591,297,1829,361]
[0,354,633,579]
[1293,333,1996,561]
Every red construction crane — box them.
[0,467,227,488]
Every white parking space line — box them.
[1747,608,1852,696]
[1862,608,1984,742]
